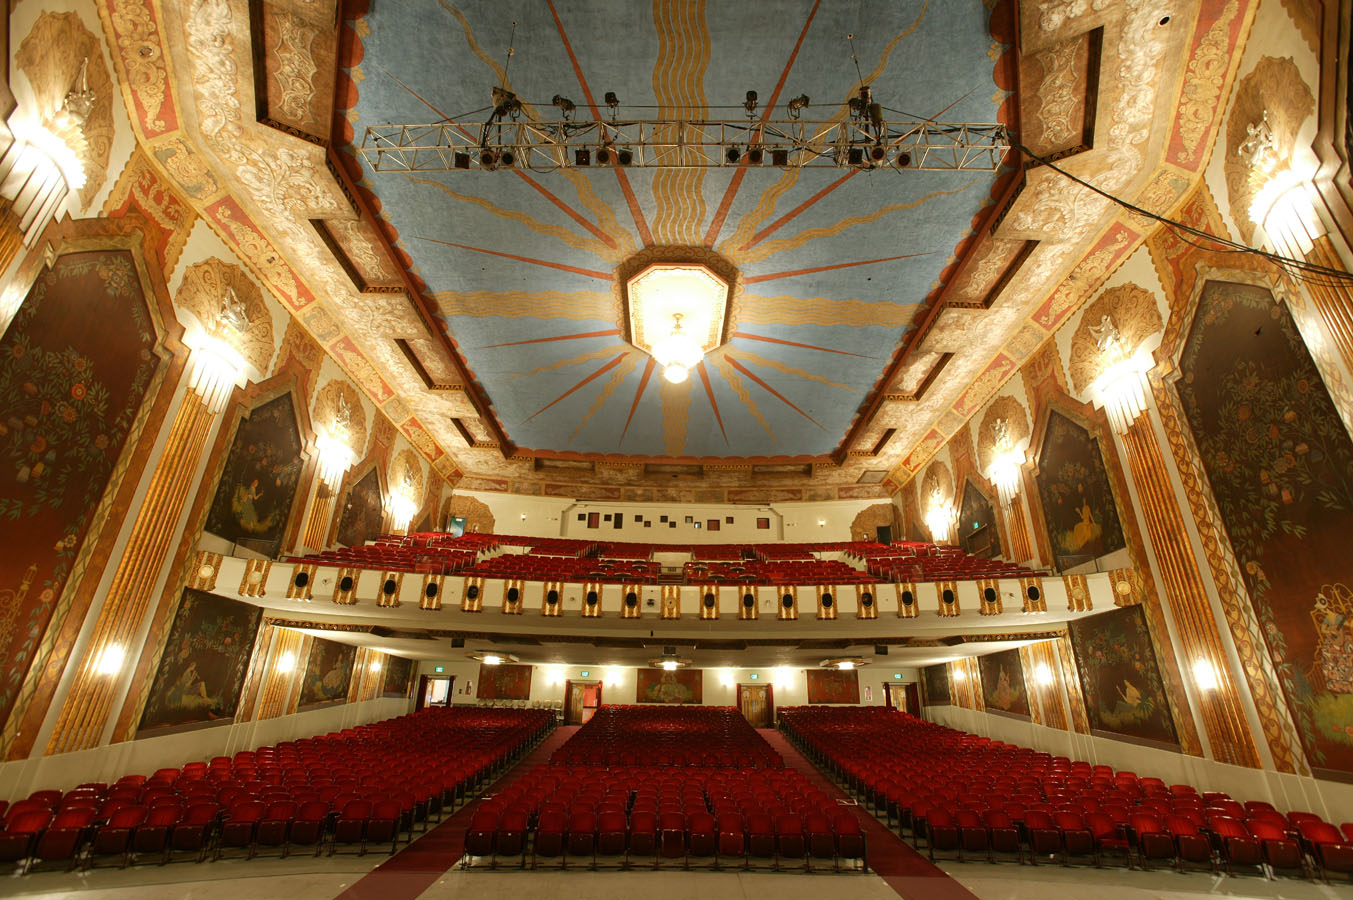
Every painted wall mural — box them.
[476,663,532,700]
[1178,280,1353,777]
[922,664,951,705]
[978,648,1030,718]
[297,637,356,707]
[1036,410,1127,570]
[806,669,861,704]
[958,479,1002,559]
[382,656,413,698]
[336,467,384,547]
[0,250,158,730]
[138,589,261,733]
[636,668,703,704]
[1069,605,1178,747]
[204,393,305,557]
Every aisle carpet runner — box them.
[333,725,579,900]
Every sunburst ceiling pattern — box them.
[343,0,1011,460]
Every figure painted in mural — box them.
[297,638,355,707]
[1068,605,1177,746]
[204,393,304,557]
[139,589,261,733]
[993,666,1018,709]
[654,671,693,704]
[336,468,384,547]
[1036,411,1127,568]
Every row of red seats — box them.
[0,708,551,875]
[780,706,1352,882]
[549,707,782,768]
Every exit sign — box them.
[434,665,444,674]
[749,673,759,680]
[580,670,590,677]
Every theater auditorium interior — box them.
[1,0,1352,898]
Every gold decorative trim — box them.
[1063,574,1091,611]
[286,563,317,600]
[776,585,798,621]
[1020,576,1047,613]
[936,580,960,617]
[855,584,878,620]
[977,578,1003,616]
[420,572,445,611]
[698,584,719,620]
[661,585,682,620]
[815,585,838,620]
[376,570,403,608]
[331,566,359,605]
[188,550,223,591]
[541,580,563,617]
[897,581,919,619]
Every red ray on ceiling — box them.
[513,171,619,249]
[696,360,729,445]
[740,170,859,250]
[731,331,873,358]
[619,356,658,446]
[726,356,826,432]
[546,0,654,248]
[525,352,629,423]
[741,252,930,284]
[703,0,824,248]
[418,237,611,280]
[482,329,621,349]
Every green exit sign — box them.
[893,673,902,680]
[749,673,759,680]
[434,665,444,674]
[580,670,589,677]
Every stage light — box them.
[596,146,612,165]
[479,149,497,168]
[744,90,758,117]
[551,94,576,119]
[771,148,789,166]
[725,146,741,164]
[786,94,809,117]
[617,148,633,165]
[453,152,471,169]
[574,148,591,166]
[870,144,886,162]
[747,146,764,165]
[895,151,913,168]
[604,91,619,113]
[498,150,514,167]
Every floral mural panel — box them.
[0,250,159,730]
[336,467,383,547]
[297,637,356,708]
[959,478,1002,559]
[807,669,861,704]
[204,393,305,558]
[138,589,261,733]
[922,664,951,705]
[979,648,1030,718]
[1069,605,1178,747]
[1036,410,1128,570]
[1177,279,1353,777]
[636,668,703,704]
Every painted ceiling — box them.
[342,0,1012,460]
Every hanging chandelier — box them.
[624,261,730,385]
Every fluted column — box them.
[45,388,217,754]
[1301,237,1353,374]
[1005,494,1035,563]
[301,483,334,550]
[1120,414,1261,767]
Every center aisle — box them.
[758,729,982,900]
[332,724,579,900]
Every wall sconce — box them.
[94,643,125,676]
[985,418,1025,506]
[1086,314,1153,435]
[1192,658,1220,692]
[275,652,296,674]
[182,331,245,414]
[1240,110,1324,258]
[387,491,418,532]
[773,666,795,688]
[1034,663,1055,687]
[952,667,967,681]
[369,661,382,673]
[924,490,956,543]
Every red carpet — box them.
[759,729,983,900]
[332,725,578,900]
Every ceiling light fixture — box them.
[627,263,730,386]
[819,657,867,671]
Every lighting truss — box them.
[359,117,1010,173]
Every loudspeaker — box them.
[664,645,676,656]
[874,645,888,656]
[451,637,465,648]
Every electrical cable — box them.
[1009,138,1353,287]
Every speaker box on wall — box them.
[451,637,465,648]
[874,645,888,656]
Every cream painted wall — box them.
[459,491,888,544]
[0,696,411,801]
[415,660,919,714]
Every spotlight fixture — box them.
[574,148,591,166]
[604,91,620,117]
[747,145,764,165]
[895,151,913,168]
[846,146,864,166]
[453,151,471,169]
[869,144,886,162]
[771,147,790,166]
[551,94,576,120]
[490,86,521,119]
[649,655,693,671]
[617,147,633,165]
[744,90,758,117]
[786,94,809,117]
[498,149,515,167]
[479,149,497,168]
[468,650,519,665]
[725,145,741,164]
[597,145,613,165]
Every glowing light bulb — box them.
[661,659,679,671]
[483,654,502,666]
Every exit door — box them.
[876,525,892,544]
[738,684,774,727]
[565,681,602,724]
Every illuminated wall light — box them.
[183,332,246,414]
[544,664,565,686]
[1034,663,1054,687]
[482,654,503,666]
[605,666,624,686]
[94,643,125,676]
[661,659,679,671]
[924,494,957,543]
[275,652,297,674]
[719,668,735,688]
[387,491,418,533]
[837,661,855,671]
[1088,348,1154,435]
[952,667,967,681]
[773,666,794,688]
[314,432,356,489]
[1192,658,1220,692]
[369,661,382,673]
[0,124,87,248]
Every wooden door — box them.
[738,684,772,727]
[904,683,921,716]
[565,681,585,724]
